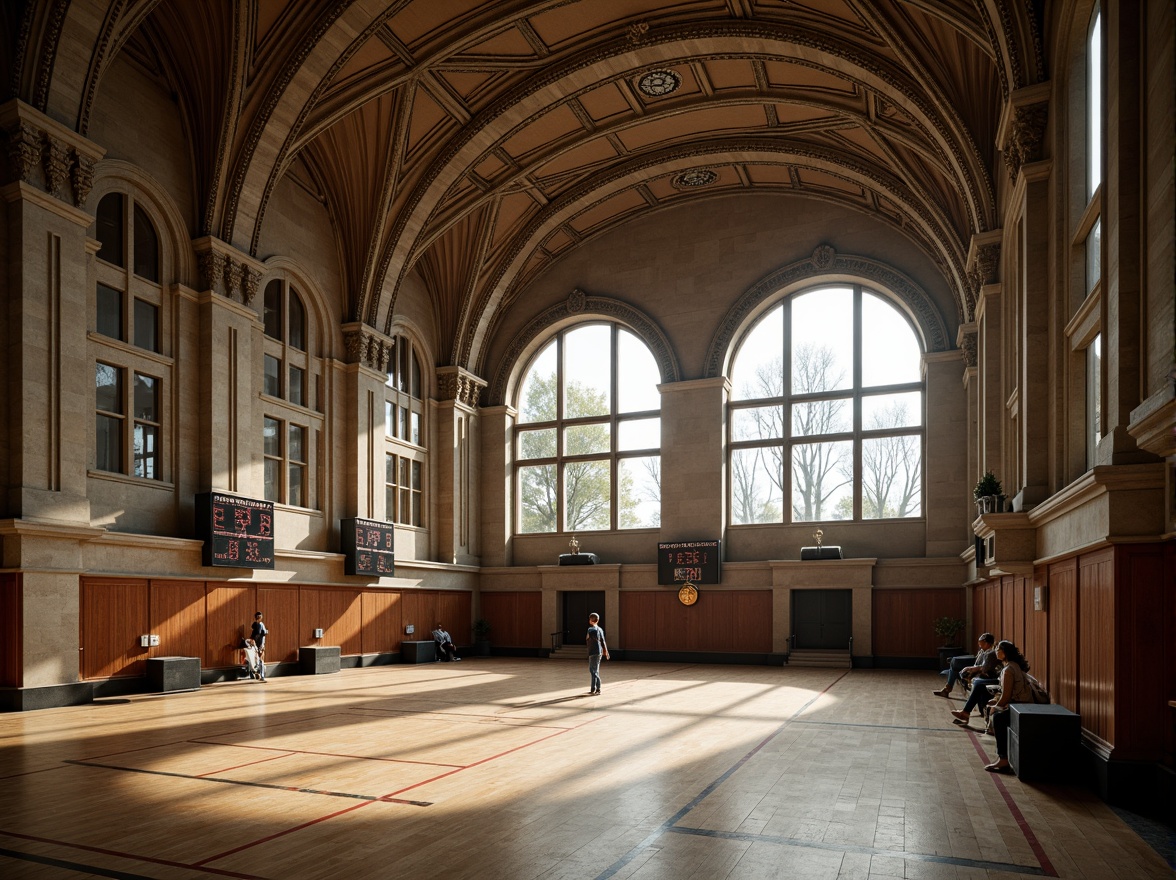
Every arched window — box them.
[260,277,321,508]
[385,334,425,527]
[728,285,923,523]
[514,322,661,534]
[92,190,165,480]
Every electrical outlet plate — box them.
[406,624,414,635]
[314,628,324,638]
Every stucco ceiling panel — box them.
[436,69,499,103]
[568,188,651,235]
[763,60,857,96]
[253,0,289,49]
[534,138,620,182]
[781,0,871,31]
[474,154,507,182]
[543,228,576,255]
[744,164,794,185]
[529,0,715,48]
[492,191,541,246]
[503,103,586,160]
[406,87,450,158]
[455,25,540,58]
[617,104,768,151]
[389,0,486,50]
[578,82,633,123]
[773,102,835,124]
[333,33,400,89]
[797,168,864,198]
[702,58,758,90]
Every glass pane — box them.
[1086,219,1101,294]
[731,305,783,401]
[518,340,557,422]
[399,406,408,440]
[792,288,853,394]
[132,204,159,282]
[133,299,158,352]
[791,440,852,521]
[263,280,282,339]
[385,485,396,522]
[862,292,921,386]
[565,422,610,456]
[264,355,281,397]
[96,193,124,266]
[288,462,304,507]
[617,329,661,413]
[792,397,851,437]
[564,325,610,417]
[398,337,409,393]
[411,489,421,525]
[730,447,783,524]
[518,427,556,460]
[862,435,922,518]
[619,456,660,528]
[1088,9,1101,198]
[386,453,397,485]
[95,363,122,413]
[400,457,409,488]
[1087,334,1101,466]
[731,405,784,442]
[618,417,660,451]
[564,459,609,531]
[409,351,421,398]
[96,414,121,472]
[133,373,157,420]
[133,424,158,479]
[862,392,923,430]
[400,487,410,523]
[264,459,280,502]
[97,283,122,340]
[263,417,281,457]
[411,460,421,491]
[288,291,306,350]
[289,424,306,463]
[410,411,421,446]
[519,464,558,533]
[289,366,305,407]
[385,401,394,437]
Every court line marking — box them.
[967,729,1059,877]
[664,826,1048,875]
[193,714,607,866]
[187,738,465,768]
[0,832,263,879]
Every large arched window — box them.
[385,334,425,527]
[514,322,661,534]
[728,285,923,523]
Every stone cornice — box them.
[0,180,95,226]
[436,366,487,409]
[341,321,394,372]
[997,82,1050,180]
[192,236,267,305]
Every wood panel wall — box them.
[78,579,474,679]
[0,573,22,688]
[871,588,966,657]
[620,591,771,653]
[1079,550,1115,747]
[1047,560,1078,713]
[479,592,542,647]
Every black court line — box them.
[0,835,263,880]
[64,759,434,806]
[665,826,1047,875]
[1,848,162,879]
[594,670,851,879]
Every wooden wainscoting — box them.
[362,589,403,654]
[149,580,206,661]
[871,588,966,657]
[80,578,150,679]
[0,573,22,687]
[257,586,300,663]
[620,590,771,653]
[479,591,542,648]
[300,588,363,655]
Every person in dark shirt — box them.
[250,612,268,682]
[585,612,609,695]
[431,622,460,661]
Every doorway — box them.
[561,591,605,648]
[792,590,852,650]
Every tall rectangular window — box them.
[288,424,307,508]
[1088,8,1102,198]
[97,284,123,340]
[386,453,397,521]
[1086,334,1101,467]
[263,417,282,502]
[133,373,160,479]
[263,354,282,398]
[95,363,124,472]
[134,299,159,352]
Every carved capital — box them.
[223,258,243,301]
[197,250,226,295]
[1002,104,1047,179]
[242,267,261,305]
[42,134,69,199]
[5,121,39,184]
[342,322,394,371]
[960,331,978,368]
[437,366,486,408]
[70,149,95,207]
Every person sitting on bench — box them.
[431,622,460,661]
[934,631,998,698]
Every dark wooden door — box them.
[792,590,852,649]
[562,591,605,648]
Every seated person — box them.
[978,640,1035,773]
[431,622,460,662]
[934,631,998,698]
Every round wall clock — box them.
[678,583,699,606]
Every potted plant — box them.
[933,616,966,670]
[973,471,1005,514]
[473,618,491,656]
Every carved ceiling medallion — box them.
[637,69,681,97]
[673,168,717,189]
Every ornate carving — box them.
[223,258,244,301]
[960,331,977,368]
[438,367,486,408]
[344,327,368,364]
[811,244,835,269]
[1002,104,1047,179]
[70,149,95,206]
[342,324,394,372]
[197,250,226,295]
[567,288,586,313]
[5,122,40,183]
[627,21,650,44]
[42,134,69,199]
[242,267,261,306]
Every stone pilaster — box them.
[924,350,970,555]
[997,82,1050,181]
[434,367,486,565]
[478,405,516,567]
[658,377,729,541]
[337,323,395,522]
[1018,162,1053,508]
[192,236,265,306]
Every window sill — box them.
[88,469,174,490]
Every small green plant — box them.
[973,471,1003,500]
[933,616,966,644]
[473,618,492,640]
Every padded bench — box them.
[401,640,437,663]
[146,656,200,693]
[1009,703,1081,782]
[299,645,341,675]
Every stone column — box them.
[658,377,729,541]
[478,404,516,567]
[338,322,393,522]
[923,350,968,555]
[435,366,485,565]
[1018,162,1053,507]
[975,284,1003,484]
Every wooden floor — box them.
[0,660,1170,879]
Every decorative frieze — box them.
[342,322,394,373]
[997,83,1050,181]
[192,235,266,304]
[437,366,487,409]
[42,134,69,199]
[956,325,978,369]
[70,150,95,206]
[0,100,105,206]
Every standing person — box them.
[983,640,1034,773]
[585,612,609,695]
[250,612,268,682]
[431,622,460,661]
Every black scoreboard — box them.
[657,540,721,585]
[341,517,396,576]
[196,492,275,569]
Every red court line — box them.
[197,751,296,777]
[967,730,1059,877]
[347,706,577,730]
[188,739,464,768]
[0,829,263,879]
[195,713,607,866]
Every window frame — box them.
[384,333,427,527]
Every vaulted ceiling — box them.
[5,0,1045,369]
